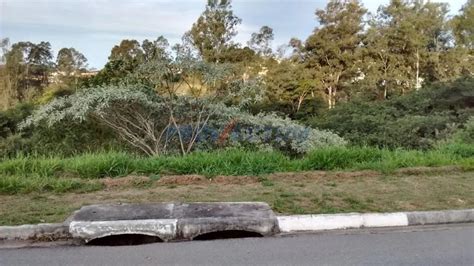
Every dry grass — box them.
[1,167,473,225]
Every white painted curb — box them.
[277,212,409,232]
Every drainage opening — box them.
[193,230,263,241]
[86,234,163,246]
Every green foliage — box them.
[303,0,367,108]
[0,102,121,158]
[1,145,472,184]
[63,152,133,178]
[449,116,474,145]
[230,112,347,154]
[188,0,242,62]
[451,0,474,49]
[310,78,474,149]
[146,149,292,177]
[300,147,384,170]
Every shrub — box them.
[450,116,474,144]
[309,78,474,149]
[0,102,122,158]
[228,113,346,154]
[22,84,346,156]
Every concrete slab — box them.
[68,202,279,242]
[407,209,474,225]
[176,202,279,240]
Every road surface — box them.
[1,224,473,266]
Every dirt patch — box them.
[157,175,208,185]
[269,170,380,181]
[210,175,259,185]
[101,176,151,189]
[270,171,327,181]
[332,170,380,179]
[395,166,462,176]
[156,175,259,185]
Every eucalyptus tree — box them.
[0,38,10,64]
[2,41,53,103]
[451,0,474,49]
[448,0,474,77]
[248,26,274,57]
[265,59,318,114]
[304,0,367,109]
[372,0,451,92]
[0,38,12,109]
[142,36,169,62]
[56,47,88,88]
[188,0,242,63]
[56,48,87,74]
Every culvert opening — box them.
[86,234,163,246]
[193,230,263,241]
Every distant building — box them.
[48,70,98,83]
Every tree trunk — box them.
[415,50,421,90]
[327,86,333,109]
[332,87,337,108]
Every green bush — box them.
[450,117,474,144]
[0,103,125,158]
[309,78,474,149]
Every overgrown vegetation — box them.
[1,144,472,194]
[309,78,474,149]
[0,0,473,222]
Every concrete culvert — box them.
[86,234,163,246]
[193,230,263,241]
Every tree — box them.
[91,37,174,86]
[265,60,318,114]
[188,0,242,62]
[56,48,88,75]
[55,47,88,88]
[2,41,53,104]
[0,38,10,64]
[448,0,474,78]
[451,0,474,49]
[304,0,367,108]
[142,36,169,62]
[23,51,264,156]
[372,0,451,92]
[248,26,274,57]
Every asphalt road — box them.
[0,224,473,266]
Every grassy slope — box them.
[0,146,472,225]
[0,145,473,194]
[1,167,472,225]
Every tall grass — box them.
[1,144,473,194]
[138,149,293,177]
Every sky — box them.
[0,0,467,69]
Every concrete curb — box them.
[0,223,70,241]
[68,202,280,242]
[277,209,474,232]
[1,209,473,241]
